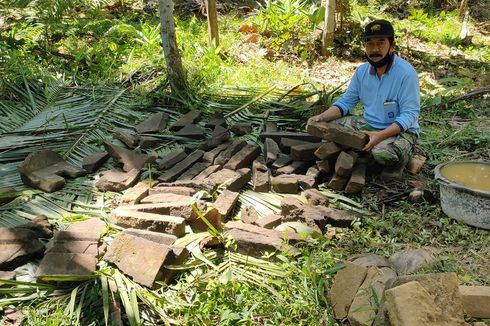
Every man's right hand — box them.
[307,105,343,126]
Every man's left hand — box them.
[362,131,385,152]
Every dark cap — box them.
[362,19,394,41]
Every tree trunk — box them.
[321,0,335,57]
[205,0,219,46]
[458,0,469,21]
[158,0,187,92]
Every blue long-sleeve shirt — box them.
[333,55,421,136]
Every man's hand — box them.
[307,106,343,127]
[362,131,386,152]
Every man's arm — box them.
[362,122,401,152]
[307,106,343,125]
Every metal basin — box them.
[434,161,490,230]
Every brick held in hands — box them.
[306,121,368,150]
[290,142,323,161]
[335,152,355,177]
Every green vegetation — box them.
[0,0,489,324]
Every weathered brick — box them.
[110,208,185,237]
[174,124,206,140]
[36,253,96,280]
[290,142,323,161]
[317,160,332,174]
[303,188,329,206]
[271,175,298,194]
[271,154,292,169]
[169,110,202,131]
[120,181,150,205]
[264,138,280,165]
[252,159,269,192]
[116,201,205,221]
[240,205,259,224]
[178,162,210,181]
[135,112,168,133]
[104,142,156,172]
[207,168,251,192]
[140,193,193,204]
[82,152,109,173]
[259,131,322,144]
[148,186,197,197]
[280,138,309,154]
[224,144,261,170]
[121,228,177,246]
[335,151,355,176]
[214,139,247,165]
[193,164,222,181]
[314,141,342,160]
[306,121,368,150]
[158,150,204,182]
[202,142,230,163]
[254,214,282,229]
[96,169,141,192]
[275,161,311,175]
[158,149,187,170]
[328,173,348,191]
[345,162,366,194]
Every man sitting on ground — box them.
[308,19,420,177]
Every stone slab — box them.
[36,253,96,280]
[110,208,185,237]
[95,169,141,192]
[306,121,368,150]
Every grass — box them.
[0,0,489,324]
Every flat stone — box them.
[230,123,252,135]
[190,207,223,231]
[304,188,329,206]
[120,181,150,205]
[306,121,368,150]
[275,161,312,175]
[46,240,98,256]
[264,138,280,165]
[225,221,303,244]
[158,149,187,170]
[138,136,162,148]
[214,139,247,166]
[162,245,190,282]
[385,281,465,326]
[0,228,45,270]
[82,152,110,173]
[14,214,53,239]
[328,173,348,191]
[224,144,261,170]
[64,218,106,235]
[207,168,251,192]
[335,151,355,177]
[158,150,204,182]
[95,169,141,192]
[117,201,205,221]
[193,164,222,181]
[348,267,397,326]
[213,190,240,218]
[271,154,292,169]
[18,150,87,192]
[135,112,169,133]
[290,142,323,161]
[198,125,230,150]
[259,131,322,144]
[290,174,317,189]
[300,205,356,230]
[252,159,269,192]
[110,208,185,237]
[315,142,342,160]
[174,124,206,140]
[122,228,177,246]
[348,253,392,268]
[389,248,437,275]
[271,175,298,194]
[104,233,173,287]
[329,262,368,319]
[386,272,464,321]
[254,214,282,229]
[169,110,202,131]
[205,111,227,129]
[178,162,210,181]
[36,253,96,280]
[306,165,322,184]
[459,285,490,318]
[140,193,193,204]
[202,141,231,163]
[240,205,259,224]
[148,186,197,197]
[345,162,367,194]
[0,271,16,280]
[104,142,156,172]
[114,132,138,148]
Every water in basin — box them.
[440,162,490,192]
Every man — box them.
[309,19,420,175]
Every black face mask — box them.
[365,51,393,68]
